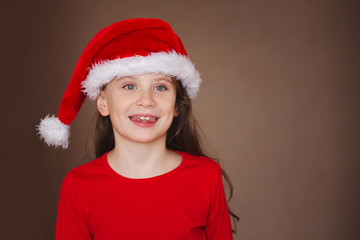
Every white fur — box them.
[81,50,202,100]
[37,115,70,149]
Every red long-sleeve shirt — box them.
[56,151,233,240]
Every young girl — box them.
[38,18,238,240]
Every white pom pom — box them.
[37,115,70,149]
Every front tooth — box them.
[140,116,145,120]
[145,117,150,120]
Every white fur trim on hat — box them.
[81,50,202,100]
[37,115,70,149]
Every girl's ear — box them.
[174,106,179,117]
[97,92,110,116]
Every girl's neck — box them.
[107,137,181,179]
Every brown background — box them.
[1,0,359,239]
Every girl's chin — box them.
[126,137,165,144]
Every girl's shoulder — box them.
[176,151,222,178]
[61,153,107,184]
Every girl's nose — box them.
[136,90,156,108]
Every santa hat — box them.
[37,18,202,149]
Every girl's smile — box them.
[97,74,178,144]
[128,114,160,127]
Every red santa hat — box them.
[37,18,202,149]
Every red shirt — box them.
[56,151,233,240]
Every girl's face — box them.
[97,74,178,144]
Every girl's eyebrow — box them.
[152,76,173,82]
[113,75,173,86]
[113,76,134,83]
[116,76,134,80]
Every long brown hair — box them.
[93,78,239,233]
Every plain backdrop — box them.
[1,0,359,239]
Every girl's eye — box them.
[155,85,166,91]
[124,84,136,90]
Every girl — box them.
[38,18,238,240]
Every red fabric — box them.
[55,151,233,240]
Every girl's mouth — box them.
[129,115,159,124]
